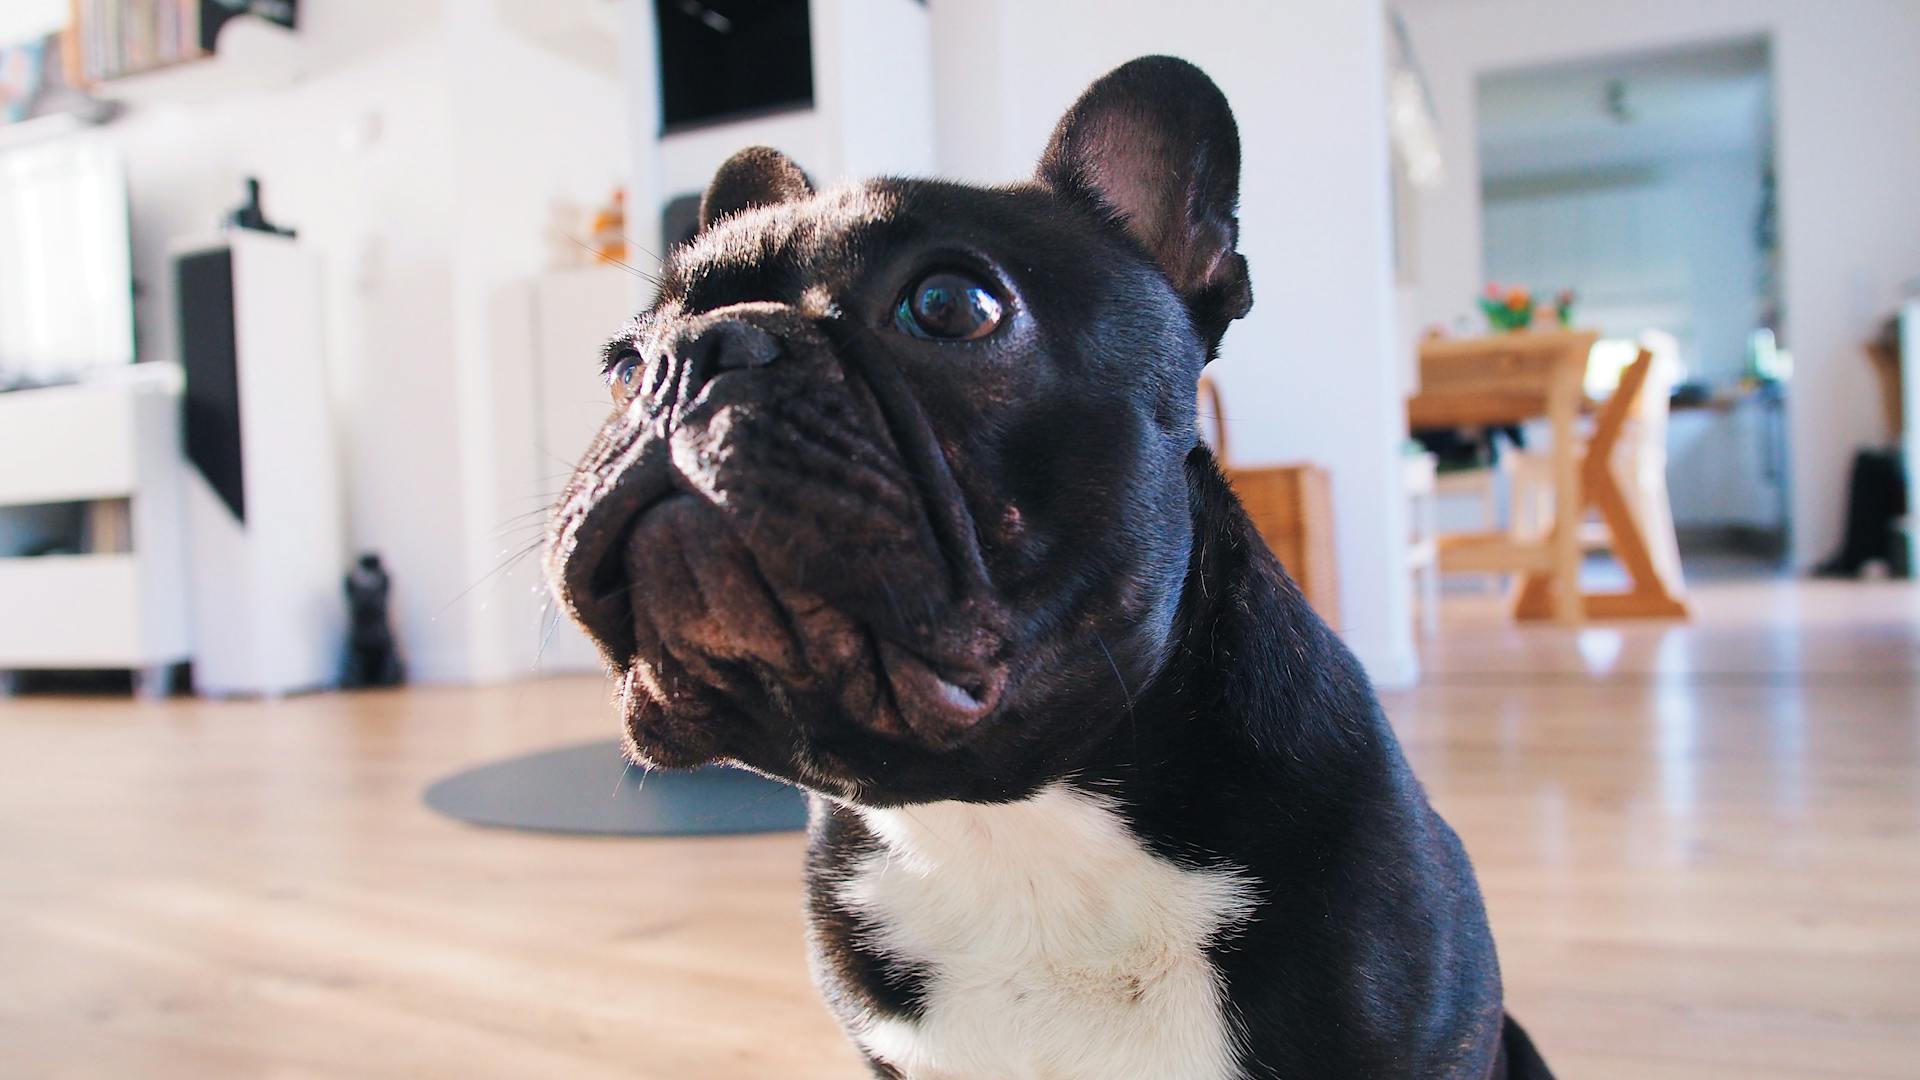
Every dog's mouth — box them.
[611,491,1005,748]
[547,325,1012,783]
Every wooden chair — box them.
[1508,332,1685,596]
[1506,345,1689,620]
[1866,339,1904,442]
[1434,463,1502,593]
[1435,466,1499,531]
[1403,450,1441,636]
[1198,377,1341,628]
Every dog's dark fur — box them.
[548,55,1553,1079]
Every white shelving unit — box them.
[0,367,191,697]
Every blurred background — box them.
[1,2,1916,1077]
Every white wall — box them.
[441,3,629,683]
[1397,0,1920,568]
[815,0,938,182]
[926,0,1417,687]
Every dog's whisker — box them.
[1093,631,1138,772]
[439,539,547,615]
[566,234,665,287]
[532,599,564,669]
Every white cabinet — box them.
[0,370,190,694]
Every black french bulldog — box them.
[548,56,1554,1080]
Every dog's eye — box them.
[896,271,1003,341]
[608,354,643,399]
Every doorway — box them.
[1475,38,1787,582]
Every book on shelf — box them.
[65,0,299,85]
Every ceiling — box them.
[1477,39,1772,181]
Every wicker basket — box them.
[1197,377,1340,629]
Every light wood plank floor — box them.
[3,578,1917,1078]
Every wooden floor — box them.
[3,578,1917,1078]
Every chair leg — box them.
[1480,479,1505,594]
[1640,470,1685,593]
[1508,467,1538,542]
[1418,562,1440,636]
[1418,489,1441,635]
[1507,469,1547,601]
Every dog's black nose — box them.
[676,319,783,394]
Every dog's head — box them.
[546,56,1251,805]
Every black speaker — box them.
[198,0,300,53]
[176,247,246,524]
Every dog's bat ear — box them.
[698,146,815,232]
[1037,56,1253,353]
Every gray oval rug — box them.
[424,739,807,836]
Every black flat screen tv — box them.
[656,0,814,133]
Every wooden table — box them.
[1409,330,1688,623]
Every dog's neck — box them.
[1056,449,1396,841]
[1172,451,1377,734]
[828,465,1396,1078]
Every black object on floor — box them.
[424,739,807,836]
[342,553,404,688]
[1814,448,1909,578]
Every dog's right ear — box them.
[698,146,815,233]
[1037,56,1252,355]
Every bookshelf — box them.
[62,0,297,87]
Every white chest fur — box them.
[838,785,1259,1080]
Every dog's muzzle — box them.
[546,304,1010,763]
